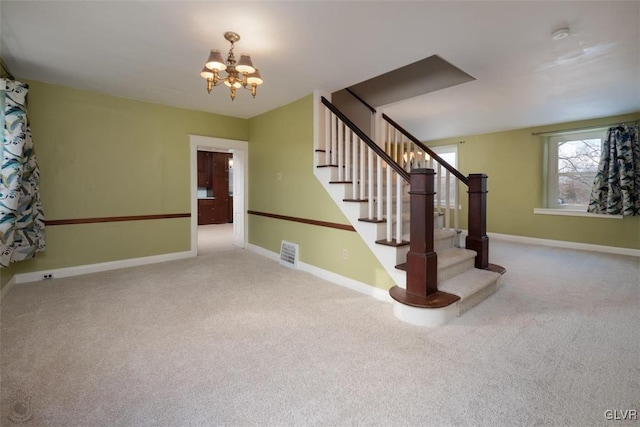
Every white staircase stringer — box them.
[315,166,406,287]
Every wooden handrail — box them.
[345,88,377,114]
[382,113,469,186]
[321,96,410,182]
[382,110,490,270]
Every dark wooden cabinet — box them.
[197,151,212,188]
[213,152,229,176]
[198,199,215,225]
[198,151,233,225]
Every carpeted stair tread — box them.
[438,268,501,299]
[434,228,457,241]
[437,247,476,269]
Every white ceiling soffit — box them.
[347,55,476,109]
[1,1,639,141]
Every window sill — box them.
[533,208,623,219]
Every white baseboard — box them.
[11,251,195,286]
[246,243,281,262]
[246,243,393,303]
[458,230,640,257]
[487,232,640,257]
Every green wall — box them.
[428,112,640,249]
[1,80,248,289]
[247,95,394,290]
[2,78,637,293]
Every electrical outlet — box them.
[42,273,54,280]
[342,249,348,260]
[276,172,282,181]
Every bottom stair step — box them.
[438,268,502,315]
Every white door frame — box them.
[189,135,248,255]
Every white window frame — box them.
[546,129,605,210]
[431,144,458,208]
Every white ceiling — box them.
[2,1,639,140]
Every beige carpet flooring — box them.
[0,240,638,426]
[197,223,235,256]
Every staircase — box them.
[314,94,505,327]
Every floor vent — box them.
[280,241,299,269]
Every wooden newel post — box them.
[466,173,489,269]
[406,169,438,296]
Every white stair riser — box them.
[392,300,458,327]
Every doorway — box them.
[189,135,248,256]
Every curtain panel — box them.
[0,78,45,267]
[588,124,640,216]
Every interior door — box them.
[230,149,245,247]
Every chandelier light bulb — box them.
[205,50,226,71]
[236,55,256,74]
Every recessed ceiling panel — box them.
[347,55,475,108]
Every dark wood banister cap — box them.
[321,96,410,182]
[381,113,469,186]
[345,88,377,114]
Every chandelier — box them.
[200,31,263,101]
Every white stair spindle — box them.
[368,147,374,219]
[403,138,409,172]
[393,129,398,163]
[454,178,460,231]
[331,113,337,166]
[377,157,383,220]
[404,140,409,171]
[396,175,402,243]
[386,123,392,157]
[445,170,451,229]
[345,128,351,182]
[324,108,330,165]
[386,164,392,242]
[436,162,442,215]
[352,134,359,199]
[360,139,366,200]
[337,122,344,181]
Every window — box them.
[547,129,604,209]
[432,145,458,207]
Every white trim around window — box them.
[533,208,622,219]
[431,144,458,208]
[545,128,606,210]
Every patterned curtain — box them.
[587,124,640,216]
[0,79,45,267]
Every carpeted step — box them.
[437,247,476,285]
[438,268,502,315]
[434,228,457,252]
[395,229,459,271]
